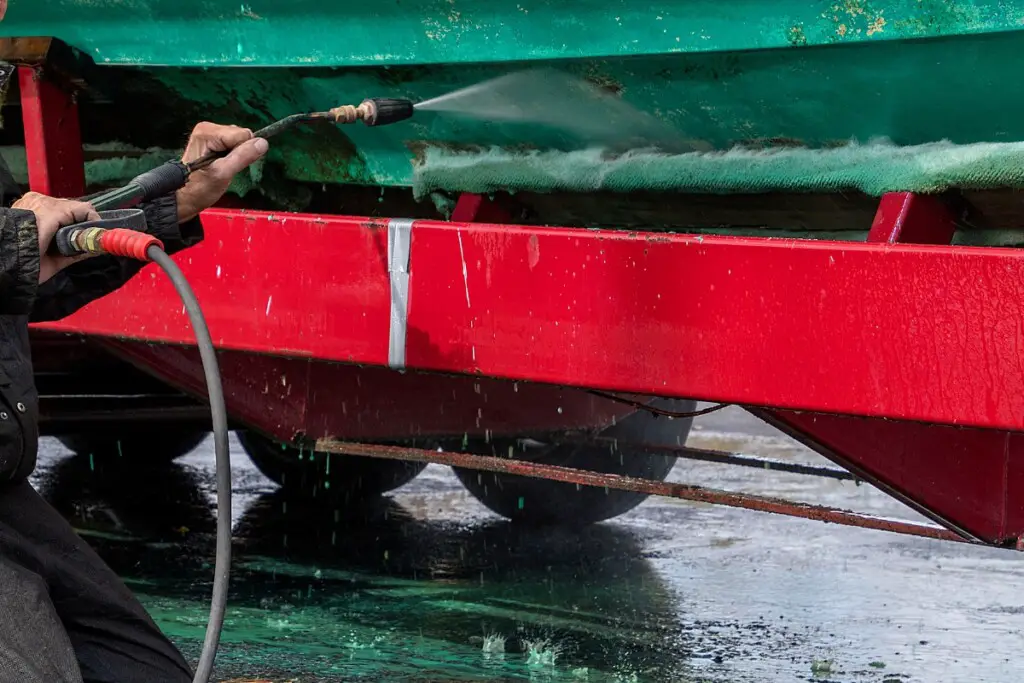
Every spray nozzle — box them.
[328,98,414,127]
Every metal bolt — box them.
[15,403,25,413]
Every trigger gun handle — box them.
[53,209,164,262]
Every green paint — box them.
[2,1,1021,67]
[4,1,1024,229]
[88,453,94,472]
[141,29,1024,195]
[518,496,526,510]
[83,25,1024,194]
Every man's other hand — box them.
[177,122,269,223]
[12,192,99,283]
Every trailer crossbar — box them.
[557,434,860,482]
[313,438,971,545]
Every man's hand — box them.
[11,192,99,283]
[177,122,269,223]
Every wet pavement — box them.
[29,406,1024,682]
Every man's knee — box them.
[0,559,83,683]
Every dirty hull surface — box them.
[11,25,1024,197]
[30,408,1024,682]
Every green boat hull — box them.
[3,1,1024,206]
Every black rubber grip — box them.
[53,208,149,257]
[130,159,190,202]
[364,98,414,126]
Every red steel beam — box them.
[18,65,84,198]
[453,193,1024,544]
[866,191,959,244]
[754,409,1024,544]
[32,208,1024,434]
[750,193,1024,545]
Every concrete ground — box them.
[29,405,1024,682]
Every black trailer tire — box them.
[237,431,426,503]
[58,428,208,465]
[453,399,697,526]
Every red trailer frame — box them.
[16,63,1024,548]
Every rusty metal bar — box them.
[314,438,974,545]
[556,434,860,482]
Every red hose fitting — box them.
[97,228,164,261]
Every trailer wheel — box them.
[237,431,426,502]
[58,428,208,465]
[453,399,696,525]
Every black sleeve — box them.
[29,194,204,323]
[0,207,41,316]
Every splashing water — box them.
[524,637,562,667]
[415,69,692,152]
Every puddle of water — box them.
[29,410,1024,683]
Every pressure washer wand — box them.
[52,97,414,257]
[186,97,414,174]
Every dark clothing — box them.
[0,194,203,682]
[0,481,193,683]
[0,195,202,485]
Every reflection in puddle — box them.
[33,452,694,682]
[30,413,1024,683]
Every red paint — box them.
[32,210,1024,431]
[756,410,1024,544]
[451,193,514,223]
[867,192,959,244]
[749,192,1024,545]
[99,340,636,442]
[451,192,1024,544]
[18,66,85,198]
